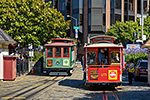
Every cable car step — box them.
[49,72,68,76]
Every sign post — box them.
[28,43,33,63]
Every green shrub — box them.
[125,53,148,63]
[30,51,43,61]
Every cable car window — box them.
[64,47,69,57]
[87,52,97,64]
[47,47,53,57]
[110,52,120,63]
[55,47,61,57]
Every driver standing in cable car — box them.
[98,49,105,65]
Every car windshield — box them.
[140,62,148,68]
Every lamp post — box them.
[141,0,143,44]
[67,15,78,39]
[67,15,78,61]
[67,15,77,27]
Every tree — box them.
[106,15,150,43]
[0,0,70,46]
[105,21,139,43]
[137,15,150,40]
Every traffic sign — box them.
[73,26,80,29]
[29,51,34,57]
[75,29,78,38]
[143,35,146,40]
[28,43,33,49]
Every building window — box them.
[115,0,121,9]
[129,0,133,11]
[124,1,128,11]
[88,0,91,8]
[137,0,141,13]
[111,14,115,25]
[143,1,147,12]
[80,14,83,25]
[103,14,106,26]
[55,47,61,57]
[124,15,127,22]
[79,0,83,9]
[47,47,53,57]
[115,14,121,22]
[73,0,79,9]
[88,13,91,26]
[64,47,69,57]
[103,0,106,8]
[129,16,134,21]
[60,0,66,10]
[73,14,79,26]
[111,0,114,9]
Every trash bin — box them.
[3,56,17,80]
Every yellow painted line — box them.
[20,79,44,81]
[1,97,26,99]
[77,65,82,67]
[54,78,64,80]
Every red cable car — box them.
[83,35,123,88]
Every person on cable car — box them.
[98,49,105,65]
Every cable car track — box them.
[91,88,120,100]
[0,76,66,100]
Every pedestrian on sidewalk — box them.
[82,55,86,81]
[127,59,135,85]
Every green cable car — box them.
[44,38,77,75]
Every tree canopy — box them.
[0,0,70,46]
[106,15,150,43]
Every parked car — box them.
[134,60,148,81]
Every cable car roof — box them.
[90,35,117,44]
[84,43,123,48]
[45,42,76,46]
[90,35,117,40]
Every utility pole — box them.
[141,0,143,44]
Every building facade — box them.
[43,0,149,44]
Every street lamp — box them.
[67,15,78,61]
[141,0,143,44]
[67,15,77,27]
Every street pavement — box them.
[0,63,150,100]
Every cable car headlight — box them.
[56,61,60,65]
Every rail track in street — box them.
[91,90,120,100]
[89,84,124,100]
[0,76,66,100]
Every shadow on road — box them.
[59,79,118,91]
[59,79,88,90]
[122,74,148,86]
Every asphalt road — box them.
[0,66,150,100]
